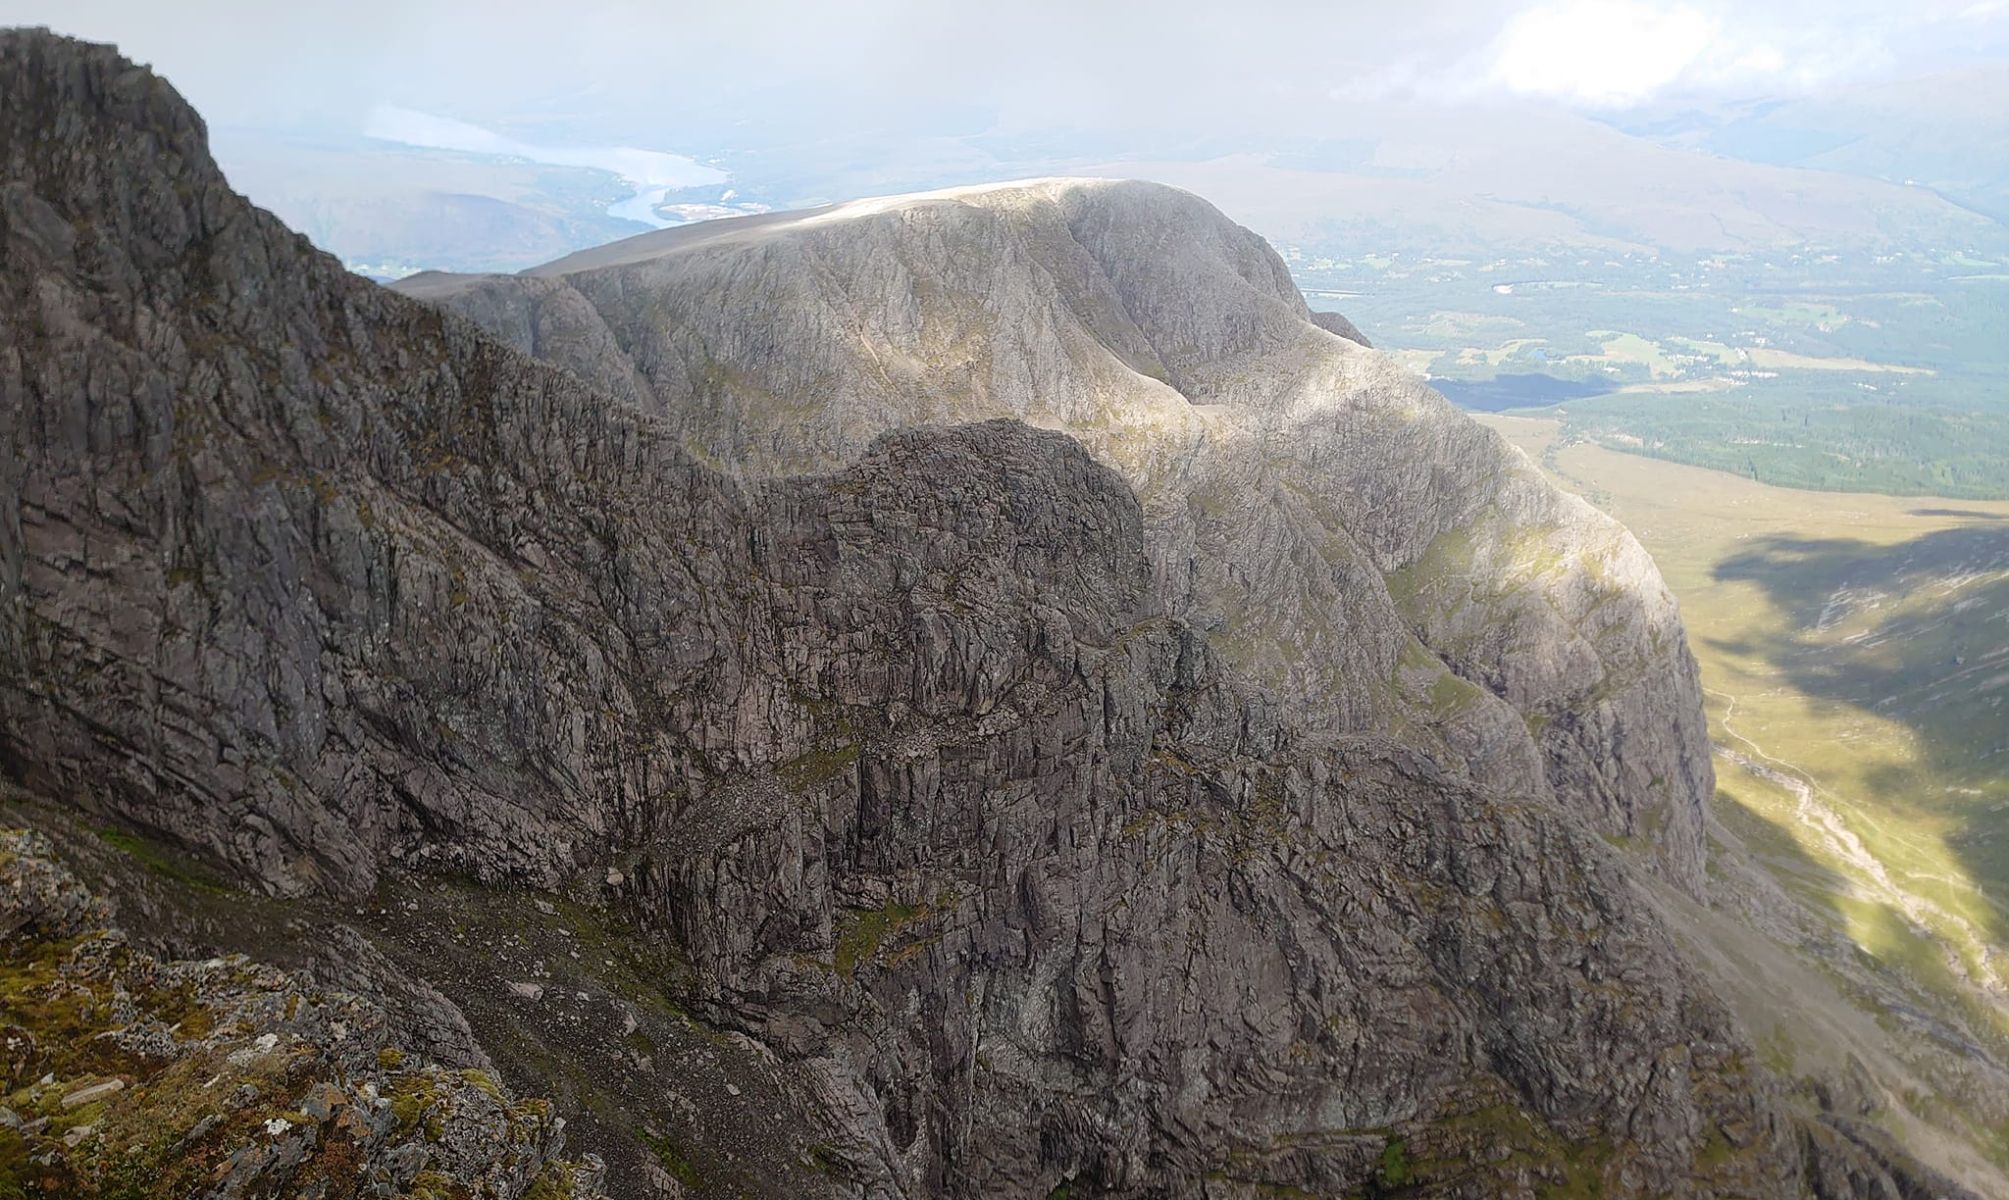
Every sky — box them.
[11,0,2009,156]
[10,0,2007,273]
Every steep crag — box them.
[0,29,1962,1200]
[401,175,1711,894]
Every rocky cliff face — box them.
[0,28,1964,1200]
[398,176,1711,894]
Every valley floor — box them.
[1481,414,2009,1188]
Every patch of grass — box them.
[1426,669,1484,718]
[1384,525,1477,617]
[639,1128,702,1190]
[776,743,860,794]
[1378,1136,1411,1188]
[1695,1128,1737,1170]
[832,899,928,975]
[389,1073,442,1134]
[523,1164,580,1200]
[91,825,227,894]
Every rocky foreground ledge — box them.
[0,829,605,1198]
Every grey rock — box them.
[60,1078,124,1107]
[0,27,1959,1200]
[1309,309,1373,347]
[0,828,603,1197]
[305,923,496,1070]
[403,176,1709,894]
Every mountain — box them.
[1617,67,2009,229]
[0,29,1975,1199]
[397,176,1715,895]
[1072,108,2009,262]
[211,131,661,278]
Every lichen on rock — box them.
[0,829,604,1198]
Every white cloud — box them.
[8,0,2003,143]
[1488,1,1722,106]
[1475,0,1944,107]
[1732,45,1787,74]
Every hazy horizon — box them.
[11,0,2009,228]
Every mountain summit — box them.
[401,174,1714,894]
[0,28,1971,1199]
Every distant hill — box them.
[1085,97,2009,259]
[202,79,2009,282]
[215,132,732,276]
[1618,66,2009,228]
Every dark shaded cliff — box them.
[399,175,1713,898]
[0,29,1967,1200]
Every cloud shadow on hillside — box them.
[1705,523,2009,940]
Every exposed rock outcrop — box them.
[1309,309,1373,347]
[0,28,1962,1200]
[400,176,1710,893]
[0,828,604,1197]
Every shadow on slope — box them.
[1707,525,2009,935]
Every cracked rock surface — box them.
[403,174,1710,894]
[0,28,1969,1200]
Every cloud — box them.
[8,0,2005,146]
[1470,0,1977,108]
[1488,2,1722,106]
[1336,1,1820,109]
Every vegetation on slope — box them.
[1302,245,2009,498]
[1482,414,2009,1191]
[0,830,602,1199]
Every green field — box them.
[1295,248,2009,497]
[1483,415,2009,1185]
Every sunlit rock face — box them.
[403,175,1712,893]
[2,26,1967,1200]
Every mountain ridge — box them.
[399,172,1714,896]
[0,27,1974,1199]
